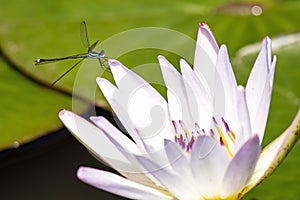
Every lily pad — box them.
[0,57,76,150]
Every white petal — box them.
[96,78,145,148]
[98,60,173,150]
[191,136,230,199]
[221,135,260,198]
[246,37,274,141]
[90,116,140,154]
[180,59,213,130]
[193,22,219,95]
[249,57,276,143]
[77,167,173,200]
[235,86,253,152]
[95,79,146,150]
[58,110,139,174]
[90,116,166,187]
[59,111,154,187]
[215,45,239,133]
[242,109,300,195]
[91,117,173,187]
[166,89,183,123]
[135,155,202,200]
[164,139,193,179]
[65,112,162,188]
[158,55,194,130]
[96,77,117,102]
[58,112,149,189]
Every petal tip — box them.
[264,36,271,42]
[95,77,102,82]
[158,55,170,66]
[58,109,73,119]
[108,59,121,67]
[96,77,109,86]
[219,44,227,50]
[89,116,98,121]
[90,116,104,123]
[77,166,88,180]
[262,37,272,50]
[199,22,210,30]
[157,55,167,62]
[58,109,66,116]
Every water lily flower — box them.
[58,22,300,200]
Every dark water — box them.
[0,108,127,200]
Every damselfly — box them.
[35,21,108,87]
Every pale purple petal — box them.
[135,155,202,200]
[90,116,140,154]
[130,128,173,172]
[191,136,230,199]
[221,135,260,198]
[193,22,219,95]
[96,77,117,103]
[77,167,173,200]
[215,45,239,133]
[246,37,274,141]
[59,110,128,164]
[180,59,213,130]
[158,55,195,130]
[249,57,276,143]
[60,112,156,187]
[235,86,253,152]
[164,139,193,179]
[90,116,167,187]
[165,89,183,124]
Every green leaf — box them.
[0,57,74,149]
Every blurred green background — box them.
[0,0,299,199]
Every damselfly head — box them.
[35,59,41,63]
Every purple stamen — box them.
[210,129,215,137]
[212,117,218,125]
[189,136,195,150]
[220,136,225,146]
[173,117,235,153]
[221,117,230,133]
[172,120,178,134]
[178,120,185,128]
[179,134,184,144]
[195,122,200,133]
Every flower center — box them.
[172,117,236,156]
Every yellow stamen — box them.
[227,130,236,142]
[216,127,233,157]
